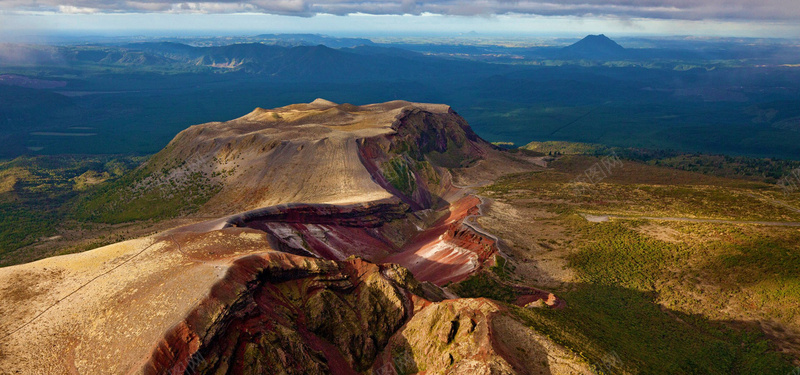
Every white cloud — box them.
[0,0,798,21]
[57,5,100,13]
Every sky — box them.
[1,0,799,38]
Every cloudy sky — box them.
[1,0,799,37]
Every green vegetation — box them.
[480,155,800,222]
[522,140,800,185]
[570,222,674,290]
[0,204,59,261]
[473,150,800,372]
[522,141,607,155]
[381,157,416,196]
[0,151,225,266]
[490,254,514,280]
[449,272,516,303]
[73,164,222,224]
[0,155,143,265]
[555,221,800,372]
[463,97,800,161]
[425,137,481,169]
[513,285,795,374]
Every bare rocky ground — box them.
[0,100,598,374]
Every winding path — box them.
[1,240,159,340]
[581,213,800,227]
[450,180,512,260]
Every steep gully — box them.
[147,190,563,375]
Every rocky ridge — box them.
[0,100,582,374]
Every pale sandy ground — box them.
[176,99,451,213]
[0,228,276,374]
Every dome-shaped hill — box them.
[0,98,585,375]
[78,99,494,222]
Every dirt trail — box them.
[743,192,800,215]
[450,180,511,257]
[581,213,800,227]
[453,182,492,230]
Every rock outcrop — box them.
[142,252,587,375]
[372,298,594,375]
[144,253,433,374]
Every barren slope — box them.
[88,98,483,218]
[0,100,590,374]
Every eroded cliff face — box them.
[370,298,594,375]
[142,253,584,375]
[357,106,491,211]
[144,252,436,375]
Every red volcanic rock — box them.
[221,200,408,262]
[514,290,566,310]
[219,193,501,288]
[225,198,410,229]
[143,252,438,375]
[144,251,574,375]
[385,195,499,285]
[372,298,590,375]
[372,299,520,374]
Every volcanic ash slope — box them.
[0,99,591,374]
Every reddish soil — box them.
[385,195,498,285]
[216,194,501,286]
[143,253,424,375]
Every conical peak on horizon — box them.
[570,34,624,49]
[561,34,626,58]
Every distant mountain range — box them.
[0,41,499,82]
[2,34,800,160]
[251,33,375,48]
[122,41,492,81]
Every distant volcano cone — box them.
[561,34,626,59]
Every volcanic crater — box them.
[0,100,585,374]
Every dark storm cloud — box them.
[0,0,797,21]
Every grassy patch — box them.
[480,157,800,222]
[521,140,800,185]
[73,166,222,223]
[569,222,677,290]
[0,155,143,265]
[0,204,59,264]
[490,255,514,281]
[449,272,516,303]
[381,157,416,196]
[522,141,608,155]
[513,284,795,374]
[479,154,800,372]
